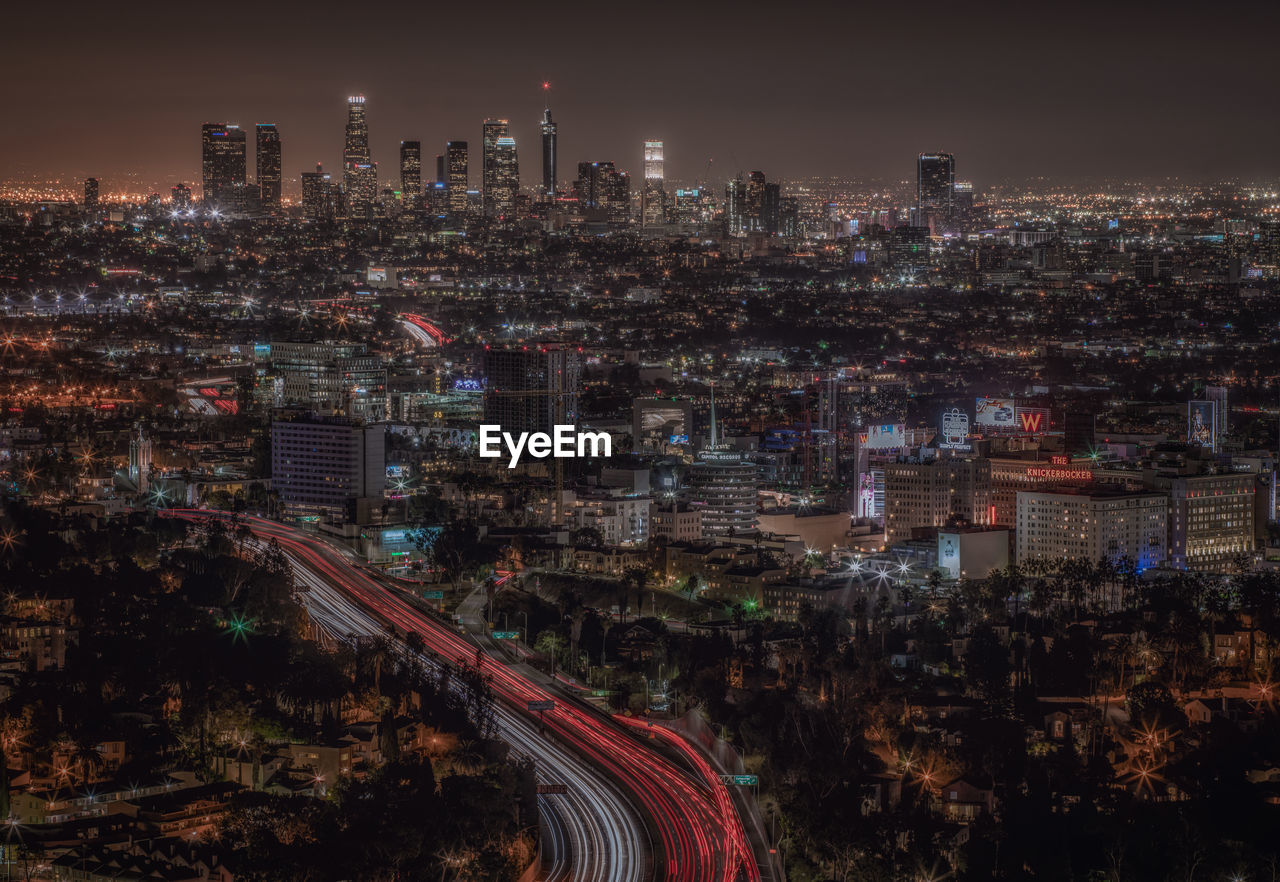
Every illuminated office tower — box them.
[301,163,334,220]
[641,139,666,227]
[541,108,558,197]
[83,177,99,212]
[255,124,281,210]
[482,346,581,436]
[725,175,746,235]
[342,96,376,218]
[201,123,246,204]
[952,180,974,220]
[490,136,519,218]
[481,119,511,217]
[575,161,630,226]
[399,140,422,210]
[446,140,469,219]
[916,152,955,228]
[745,171,767,232]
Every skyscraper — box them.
[83,177,99,212]
[541,108,558,197]
[255,124,281,210]
[641,140,666,227]
[745,171,767,232]
[482,346,581,437]
[481,119,511,217]
[342,96,376,218]
[916,152,955,229]
[575,161,630,226]
[491,136,519,219]
[399,140,422,210]
[725,176,746,236]
[446,141,469,220]
[301,163,334,221]
[201,123,247,205]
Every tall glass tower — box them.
[541,108,558,198]
[481,119,511,217]
[399,140,422,210]
[255,124,281,210]
[916,152,955,227]
[642,140,665,227]
[342,96,376,218]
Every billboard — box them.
[1015,406,1051,435]
[1187,400,1217,451]
[975,397,1016,429]
[939,408,971,449]
[859,423,906,450]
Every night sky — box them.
[5,0,1278,191]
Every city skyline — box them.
[4,0,1279,189]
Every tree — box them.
[535,630,567,680]
[413,520,489,597]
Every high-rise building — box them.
[83,177,99,212]
[541,108,558,197]
[889,226,932,273]
[481,119,511,217]
[884,456,991,542]
[1258,219,1280,268]
[726,176,746,236]
[1146,470,1255,573]
[171,183,193,209]
[301,163,334,220]
[641,140,666,227]
[342,96,376,218]
[482,346,581,436]
[201,124,247,205]
[399,140,422,210]
[575,161,630,227]
[255,124,281,210]
[916,152,955,230]
[490,136,519,219]
[446,141,469,220]
[1016,488,1167,571]
[687,390,758,537]
[272,414,386,521]
[269,341,386,422]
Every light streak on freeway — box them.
[290,552,646,882]
[400,313,446,347]
[168,512,760,882]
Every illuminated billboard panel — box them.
[859,424,906,450]
[1187,400,1217,451]
[975,397,1016,428]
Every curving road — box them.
[291,549,645,882]
[170,512,759,882]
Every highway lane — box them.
[248,527,646,882]
[172,512,758,882]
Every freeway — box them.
[400,313,446,347]
[170,512,760,882]
[290,552,643,882]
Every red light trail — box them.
[166,512,760,882]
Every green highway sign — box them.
[424,590,444,599]
[492,631,520,640]
[719,774,758,786]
